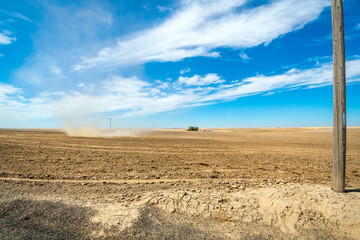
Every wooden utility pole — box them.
[331,0,346,193]
[109,117,112,132]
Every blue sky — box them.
[0,0,359,129]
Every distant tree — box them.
[187,126,199,131]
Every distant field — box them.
[1,128,359,186]
[1,128,360,239]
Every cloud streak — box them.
[239,51,251,63]
[73,0,329,70]
[0,30,16,45]
[0,9,35,23]
[178,73,225,86]
[2,58,360,124]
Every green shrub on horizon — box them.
[187,126,199,131]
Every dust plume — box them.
[53,96,150,137]
[61,115,148,138]
[64,126,148,137]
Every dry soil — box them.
[0,128,359,239]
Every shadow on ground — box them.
[0,199,96,240]
[0,199,276,240]
[120,207,229,240]
[0,199,344,240]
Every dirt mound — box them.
[1,182,358,239]
[145,183,360,239]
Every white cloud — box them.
[178,73,225,86]
[202,59,360,102]
[2,30,11,35]
[180,68,191,75]
[49,65,62,75]
[156,80,170,90]
[103,76,150,96]
[10,2,116,87]
[0,83,22,99]
[239,51,251,62]
[0,9,35,23]
[157,6,173,13]
[76,8,112,27]
[73,0,329,70]
[0,31,16,45]
[2,58,360,123]
[0,83,52,121]
[38,91,65,97]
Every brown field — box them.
[1,128,360,239]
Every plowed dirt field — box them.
[1,128,359,239]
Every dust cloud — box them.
[63,126,148,137]
[61,115,148,137]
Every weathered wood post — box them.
[331,0,346,193]
[109,117,112,132]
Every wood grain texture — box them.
[331,0,346,193]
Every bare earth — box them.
[0,128,359,239]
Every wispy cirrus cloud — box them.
[0,30,16,44]
[239,51,251,63]
[0,83,51,121]
[49,65,62,76]
[0,83,22,99]
[73,0,330,70]
[2,57,360,123]
[10,1,116,87]
[180,68,191,75]
[178,73,225,86]
[156,5,173,13]
[0,9,35,23]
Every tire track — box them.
[0,177,255,185]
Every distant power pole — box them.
[109,118,112,132]
[331,0,346,193]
